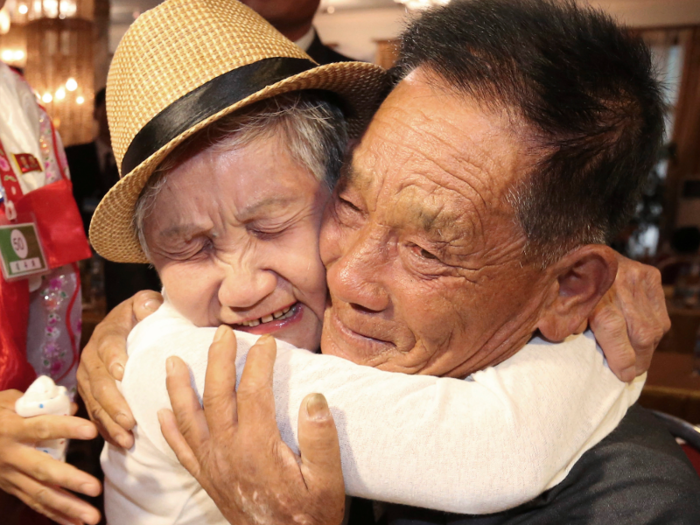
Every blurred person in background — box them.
[658,226,700,284]
[66,88,160,313]
[0,1,102,521]
[658,226,700,307]
[68,88,119,234]
[242,0,354,63]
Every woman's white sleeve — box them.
[124,307,643,515]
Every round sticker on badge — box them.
[11,229,28,259]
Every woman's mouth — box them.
[232,302,303,335]
[238,304,296,327]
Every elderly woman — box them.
[84,1,669,524]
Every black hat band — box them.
[121,57,318,176]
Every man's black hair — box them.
[395,0,665,265]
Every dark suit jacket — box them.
[306,32,355,65]
[65,142,101,233]
[349,405,700,525]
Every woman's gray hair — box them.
[133,91,348,259]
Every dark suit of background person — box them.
[241,0,355,64]
[306,30,353,64]
[66,88,160,312]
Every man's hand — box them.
[589,255,671,382]
[159,327,345,525]
[0,390,101,525]
[76,290,163,448]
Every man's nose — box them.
[217,260,278,310]
[327,228,390,313]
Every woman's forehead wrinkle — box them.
[236,195,300,222]
[152,184,216,236]
[158,224,203,240]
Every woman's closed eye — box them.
[246,222,293,240]
[158,236,214,260]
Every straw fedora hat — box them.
[89,0,387,263]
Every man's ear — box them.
[537,245,619,342]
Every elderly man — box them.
[78,0,694,523]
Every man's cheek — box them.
[405,284,474,342]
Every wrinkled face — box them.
[144,132,329,351]
[320,69,552,377]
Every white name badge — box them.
[0,222,48,281]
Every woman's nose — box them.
[217,261,278,310]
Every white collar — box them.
[294,27,316,53]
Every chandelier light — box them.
[20,0,95,145]
[0,7,10,35]
[1,0,90,22]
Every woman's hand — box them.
[0,390,101,525]
[159,328,345,525]
[589,254,671,382]
[76,290,163,448]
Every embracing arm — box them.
[85,257,669,524]
[78,256,669,448]
[588,255,670,381]
[129,302,641,515]
[76,290,163,448]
